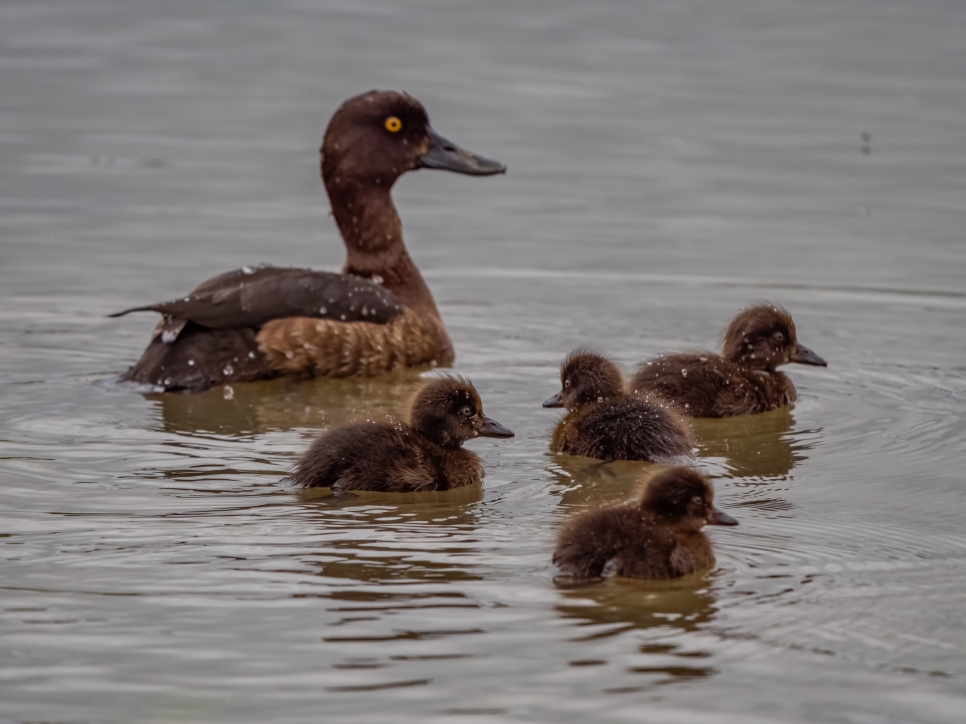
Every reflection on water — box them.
[546,408,818,511]
[149,370,428,435]
[556,577,717,634]
[556,577,719,685]
[548,456,651,508]
[295,490,484,587]
[693,408,818,480]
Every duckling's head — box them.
[321,90,505,188]
[721,303,827,372]
[411,376,514,449]
[640,467,738,532]
[544,349,624,410]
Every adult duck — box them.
[111,90,505,392]
[631,303,827,418]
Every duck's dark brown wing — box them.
[113,266,408,392]
[110,266,402,330]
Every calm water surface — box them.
[2,1,965,722]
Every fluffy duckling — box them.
[293,377,513,492]
[553,466,738,580]
[631,303,827,418]
[543,350,692,462]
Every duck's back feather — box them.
[554,506,715,580]
[293,423,430,491]
[631,352,796,418]
[554,506,674,579]
[550,395,692,462]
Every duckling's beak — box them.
[542,391,564,408]
[707,507,739,526]
[478,415,515,438]
[418,127,506,176]
[789,343,827,367]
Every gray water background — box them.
[1,0,965,721]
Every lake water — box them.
[2,0,965,722]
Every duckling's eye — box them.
[772,331,785,343]
[564,379,571,388]
[384,116,402,133]
[691,495,703,506]
[460,406,473,417]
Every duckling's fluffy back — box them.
[554,503,689,580]
[631,353,796,418]
[293,420,483,492]
[550,395,692,462]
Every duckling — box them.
[631,303,827,418]
[553,466,738,580]
[293,376,513,492]
[543,349,692,462]
[112,90,505,392]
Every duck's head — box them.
[640,467,738,532]
[721,303,827,372]
[321,90,505,189]
[412,376,514,449]
[543,349,624,410]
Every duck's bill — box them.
[478,415,515,438]
[542,391,564,408]
[707,507,739,526]
[790,344,827,367]
[418,127,506,176]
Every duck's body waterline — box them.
[112,90,504,392]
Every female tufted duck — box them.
[293,376,513,492]
[543,349,692,462]
[112,90,505,392]
[631,303,827,418]
[553,466,737,580]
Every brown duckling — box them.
[631,303,827,418]
[293,376,513,492]
[553,466,738,580]
[543,349,692,462]
[112,90,505,392]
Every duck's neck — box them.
[326,179,440,315]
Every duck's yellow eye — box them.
[384,116,402,133]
